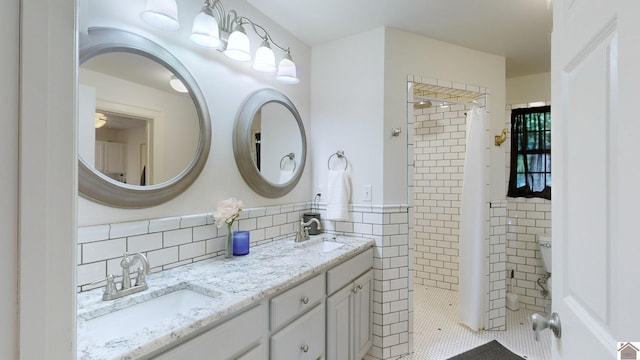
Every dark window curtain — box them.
[507,105,551,200]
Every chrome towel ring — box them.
[280,153,296,172]
[327,150,348,171]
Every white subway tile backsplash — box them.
[163,228,192,247]
[127,233,162,253]
[179,241,206,261]
[83,238,126,263]
[78,225,110,244]
[110,220,149,238]
[77,261,106,285]
[181,214,208,228]
[149,217,180,233]
[147,247,179,268]
[193,224,217,241]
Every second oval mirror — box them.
[233,89,306,198]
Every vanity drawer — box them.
[326,247,373,295]
[270,273,325,330]
[270,303,325,360]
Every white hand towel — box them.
[278,169,294,183]
[325,169,351,220]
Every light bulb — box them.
[224,25,251,62]
[169,75,188,93]
[252,40,276,73]
[190,9,221,49]
[276,53,299,84]
[140,0,180,31]
[94,113,107,129]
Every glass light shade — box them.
[224,27,251,62]
[94,113,106,129]
[190,10,222,49]
[252,41,276,73]
[140,0,180,31]
[276,55,299,84]
[169,75,188,93]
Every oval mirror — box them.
[233,89,306,198]
[78,27,211,208]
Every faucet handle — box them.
[89,274,117,298]
[134,267,147,287]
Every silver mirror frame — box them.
[78,27,211,208]
[233,88,306,198]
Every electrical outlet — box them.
[362,185,372,202]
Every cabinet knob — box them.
[301,296,309,304]
[300,344,309,353]
[357,283,363,290]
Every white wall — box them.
[506,72,551,105]
[79,0,312,226]
[384,28,506,203]
[311,28,386,204]
[0,0,18,358]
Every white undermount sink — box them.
[80,288,218,343]
[298,238,345,252]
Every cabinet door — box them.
[326,284,352,360]
[353,270,373,360]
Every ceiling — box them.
[246,0,553,78]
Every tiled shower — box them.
[409,77,552,339]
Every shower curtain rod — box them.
[414,95,485,107]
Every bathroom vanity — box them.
[76,235,374,360]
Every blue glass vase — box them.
[232,230,250,256]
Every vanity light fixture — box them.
[183,0,299,83]
[169,75,189,93]
[140,0,181,31]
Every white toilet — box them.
[537,235,552,296]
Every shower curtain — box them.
[458,106,486,331]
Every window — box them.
[507,105,551,200]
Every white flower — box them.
[213,197,244,228]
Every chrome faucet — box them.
[96,252,151,301]
[295,217,322,242]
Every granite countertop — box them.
[76,234,374,360]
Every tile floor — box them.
[402,285,551,359]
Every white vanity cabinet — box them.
[153,302,268,360]
[326,248,374,360]
[148,246,373,360]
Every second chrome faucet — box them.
[295,217,322,242]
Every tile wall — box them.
[77,202,411,360]
[504,103,552,313]
[409,77,507,332]
[76,203,310,292]
[488,200,507,330]
[411,99,468,290]
[410,78,490,292]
